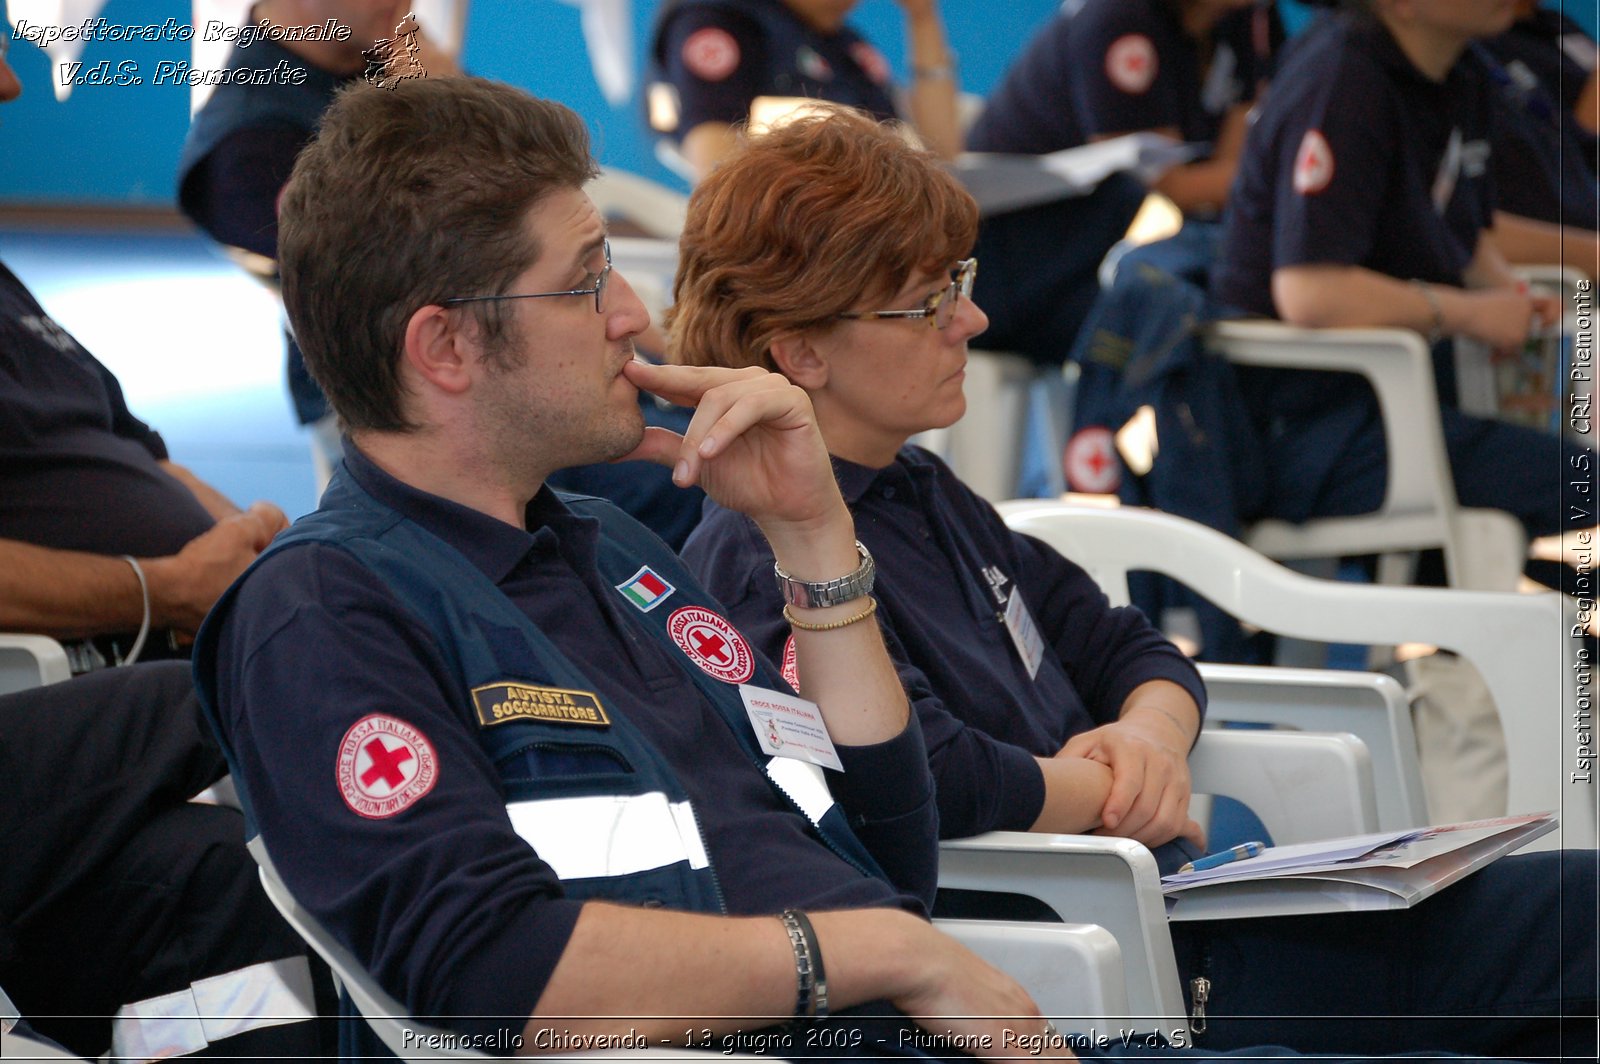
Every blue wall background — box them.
[2,0,1595,205]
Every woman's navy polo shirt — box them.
[683,445,1205,839]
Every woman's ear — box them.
[769,331,830,390]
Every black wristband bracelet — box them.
[778,909,828,1021]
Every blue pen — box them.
[1178,840,1266,874]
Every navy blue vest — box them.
[193,465,886,913]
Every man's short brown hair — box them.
[279,77,597,432]
[667,111,978,372]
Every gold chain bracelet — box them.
[783,596,877,632]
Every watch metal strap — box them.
[774,541,876,610]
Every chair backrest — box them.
[1199,663,1429,831]
[1188,729,1378,844]
[1206,321,1529,592]
[246,838,489,1061]
[997,501,1592,849]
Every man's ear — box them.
[401,303,474,396]
[769,331,830,390]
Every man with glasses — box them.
[192,74,1081,1061]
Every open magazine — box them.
[1161,812,1557,921]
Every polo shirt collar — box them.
[831,445,936,505]
[339,442,595,585]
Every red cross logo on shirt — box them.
[668,606,756,684]
[359,737,414,790]
[1106,34,1158,95]
[691,628,731,664]
[337,715,439,819]
[1064,426,1121,494]
[1293,129,1334,195]
[682,27,741,83]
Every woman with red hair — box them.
[674,109,1595,1060]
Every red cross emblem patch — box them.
[336,714,439,819]
[682,27,741,82]
[1293,129,1334,195]
[849,41,891,85]
[1064,426,1121,494]
[1106,34,1158,95]
[667,606,756,684]
[780,635,800,690]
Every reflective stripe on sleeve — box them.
[764,757,834,825]
[109,955,315,1061]
[506,792,711,880]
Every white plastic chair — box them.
[940,833,1183,1035]
[0,634,71,697]
[1200,664,1427,832]
[939,723,1378,1036]
[1184,728,1377,845]
[997,500,1591,850]
[249,838,1131,1050]
[1205,320,1528,592]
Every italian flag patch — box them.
[615,565,676,612]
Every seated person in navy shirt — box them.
[966,0,1281,394]
[193,75,1085,1061]
[3,20,287,664]
[648,0,961,177]
[0,260,287,661]
[971,0,1279,221]
[671,109,1596,1058]
[1211,0,1593,540]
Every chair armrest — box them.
[938,832,1185,1034]
[934,919,1130,1035]
[1199,663,1428,831]
[1189,730,1378,844]
[0,634,72,696]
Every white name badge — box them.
[739,684,844,772]
[1004,587,1045,680]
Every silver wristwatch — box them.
[774,541,876,609]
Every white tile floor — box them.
[1,225,323,519]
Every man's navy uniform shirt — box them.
[968,0,1277,160]
[652,0,897,143]
[1213,11,1497,324]
[211,444,934,1036]
[683,445,1204,839]
[0,261,214,558]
